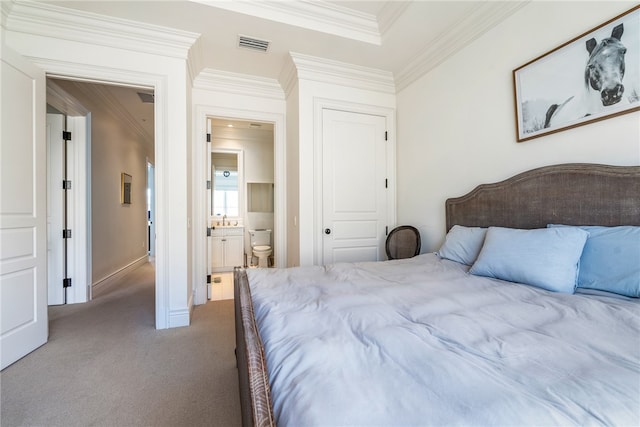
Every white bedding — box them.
[247,254,640,426]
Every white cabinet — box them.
[211,227,244,271]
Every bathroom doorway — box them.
[206,117,274,300]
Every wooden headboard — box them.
[446,163,640,231]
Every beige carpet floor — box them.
[0,262,242,427]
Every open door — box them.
[47,113,65,305]
[1,45,48,369]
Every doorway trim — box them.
[147,160,156,258]
[32,58,168,328]
[193,105,286,305]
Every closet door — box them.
[321,109,387,265]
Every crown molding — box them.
[6,0,200,60]
[377,1,410,36]
[288,52,395,94]
[191,0,381,45]
[279,55,299,99]
[1,1,13,30]
[70,81,153,147]
[47,80,90,117]
[194,69,285,100]
[395,1,529,91]
[187,36,205,84]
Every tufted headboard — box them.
[445,163,640,231]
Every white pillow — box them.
[437,225,487,265]
[469,227,589,293]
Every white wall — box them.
[285,85,300,267]
[74,89,152,283]
[397,1,640,252]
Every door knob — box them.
[325,228,331,235]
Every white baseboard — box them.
[92,256,149,297]
[169,308,190,328]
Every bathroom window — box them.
[213,170,239,217]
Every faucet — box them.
[222,214,227,226]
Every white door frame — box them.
[193,105,286,305]
[147,160,155,258]
[32,59,168,328]
[46,113,66,305]
[313,97,396,265]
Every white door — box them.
[1,46,48,369]
[322,109,387,264]
[47,113,65,305]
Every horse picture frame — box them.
[513,5,639,142]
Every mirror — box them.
[247,183,274,212]
[211,152,240,217]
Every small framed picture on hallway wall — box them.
[121,172,132,205]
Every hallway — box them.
[0,262,241,426]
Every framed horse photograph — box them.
[513,5,639,142]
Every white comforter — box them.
[247,254,640,426]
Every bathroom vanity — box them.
[211,226,244,271]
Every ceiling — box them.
[48,0,490,81]
[35,0,526,145]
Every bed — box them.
[234,163,640,427]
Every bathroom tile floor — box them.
[209,272,233,301]
[209,265,273,301]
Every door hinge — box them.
[62,131,72,141]
[206,274,211,284]
[63,278,72,288]
[385,178,388,188]
[206,133,211,143]
[385,131,388,141]
[206,180,211,190]
[62,229,72,239]
[207,227,212,237]
[63,180,72,190]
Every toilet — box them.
[249,229,272,268]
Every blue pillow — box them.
[469,227,589,293]
[548,225,640,297]
[437,225,487,265]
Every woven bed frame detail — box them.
[234,267,276,427]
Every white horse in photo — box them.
[545,23,630,128]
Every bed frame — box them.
[446,163,640,230]
[235,163,640,427]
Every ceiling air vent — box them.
[238,35,270,53]
[137,92,154,104]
